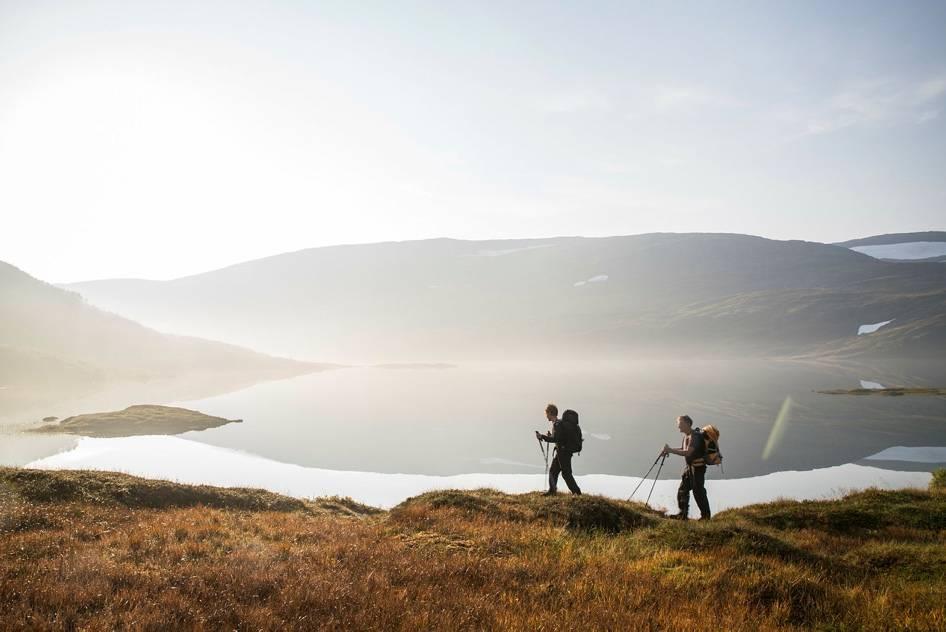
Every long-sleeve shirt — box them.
[539,420,563,445]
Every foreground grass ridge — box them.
[1,467,944,630]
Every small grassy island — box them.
[0,467,943,629]
[817,387,946,396]
[29,404,241,438]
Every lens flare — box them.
[762,396,792,460]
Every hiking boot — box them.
[542,490,557,496]
[699,516,711,521]
[668,513,689,521]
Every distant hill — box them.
[834,232,946,263]
[0,260,322,397]
[834,231,946,247]
[64,234,946,362]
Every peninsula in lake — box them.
[31,404,241,438]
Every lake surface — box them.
[154,359,946,478]
[5,359,945,478]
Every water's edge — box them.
[29,435,933,512]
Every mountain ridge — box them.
[834,231,946,247]
[60,233,946,363]
[0,260,326,406]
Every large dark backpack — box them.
[560,409,584,454]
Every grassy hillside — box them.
[1,467,943,630]
[64,234,946,362]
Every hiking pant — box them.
[549,449,582,494]
[677,465,710,518]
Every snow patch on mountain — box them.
[864,446,946,463]
[850,241,946,260]
[858,319,894,335]
[574,274,609,287]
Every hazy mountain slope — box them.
[660,286,946,358]
[834,231,946,247]
[64,234,946,362]
[0,260,319,392]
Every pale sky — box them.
[1,1,945,283]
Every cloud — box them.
[536,90,612,114]
[652,85,741,112]
[802,75,946,136]
[915,77,946,102]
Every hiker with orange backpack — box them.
[661,415,719,521]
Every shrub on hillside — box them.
[932,468,946,492]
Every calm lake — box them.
[4,359,945,478]
[152,359,946,478]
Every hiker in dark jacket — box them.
[661,414,711,520]
[535,406,582,496]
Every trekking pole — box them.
[628,452,664,501]
[645,454,668,508]
[537,437,549,475]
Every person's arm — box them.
[536,423,560,444]
[662,437,687,457]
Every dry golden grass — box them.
[1,467,944,631]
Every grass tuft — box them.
[731,488,946,534]
[394,489,657,533]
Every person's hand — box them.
[661,444,670,457]
[535,430,542,439]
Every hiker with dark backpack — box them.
[661,415,713,520]
[535,407,583,495]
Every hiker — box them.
[535,405,582,495]
[661,414,711,520]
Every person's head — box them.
[562,409,579,425]
[677,415,694,434]
[545,403,559,421]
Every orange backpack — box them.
[701,425,722,466]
